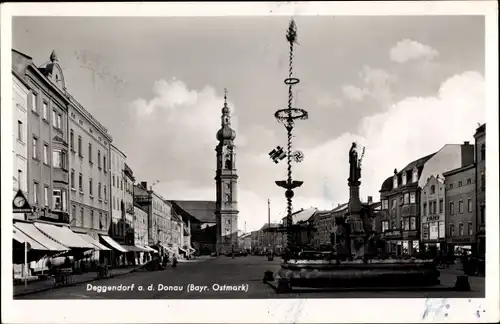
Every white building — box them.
[110,144,126,242]
[134,204,149,264]
[12,72,29,220]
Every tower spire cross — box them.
[224,88,228,105]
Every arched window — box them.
[480,144,485,161]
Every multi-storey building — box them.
[474,124,486,257]
[443,162,476,253]
[420,175,447,251]
[12,64,30,221]
[379,142,475,256]
[134,204,150,264]
[110,144,126,243]
[68,84,112,248]
[13,50,71,225]
[123,163,135,245]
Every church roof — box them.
[169,200,216,223]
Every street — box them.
[15,256,484,299]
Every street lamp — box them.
[274,19,308,252]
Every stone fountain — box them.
[265,143,442,293]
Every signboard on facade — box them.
[425,215,441,222]
[382,230,402,239]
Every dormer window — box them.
[393,176,398,189]
[402,173,407,186]
[412,167,418,183]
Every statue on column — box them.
[348,142,364,184]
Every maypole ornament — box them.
[274,18,309,250]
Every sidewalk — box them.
[13,267,138,297]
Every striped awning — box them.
[13,227,48,251]
[100,235,127,252]
[143,246,158,253]
[14,222,68,251]
[76,233,111,251]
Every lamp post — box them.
[274,19,308,252]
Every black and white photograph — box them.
[1,2,498,323]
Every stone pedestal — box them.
[347,181,365,259]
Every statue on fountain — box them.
[348,142,363,184]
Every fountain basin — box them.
[274,259,440,289]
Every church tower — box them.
[215,89,239,254]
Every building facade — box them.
[474,124,486,257]
[420,175,447,250]
[134,204,149,264]
[123,163,135,245]
[215,93,239,254]
[443,164,476,253]
[14,50,72,225]
[110,144,126,243]
[12,68,30,221]
[68,87,111,247]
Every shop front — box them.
[421,215,446,254]
[447,236,476,257]
[381,229,420,256]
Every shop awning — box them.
[179,247,188,253]
[14,222,68,251]
[76,233,111,251]
[122,245,149,253]
[34,223,95,249]
[100,235,127,253]
[159,243,175,254]
[13,227,48,251]
[144,246,158,253]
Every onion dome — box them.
[217,125,236,141]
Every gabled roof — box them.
[260,223,281,231]
[380,152,436,192]
[282,207,318,225]
[169,200,216,223]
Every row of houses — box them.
[11,49,195,278]
[245,124,486,258]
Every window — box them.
[438,222,445,238]
[423,203,427,216]
[44,186,49,207]
[458,181,462,187]
[468,222,473,236]
[393,176,398,189]
[72,205,76,223]
[467,178,472,185]
[98,151,101,168]
[53,189,63,210]
[17,121,23,141]
[410,192,416,204]
[480,172,485,191]
[103,155,107,172]
[57,113,62,129]
[80,207,84,227]
[480,144,485,161]
[78,136,82,156]
[70,169,75,189]
[412,169,418,183]
[226,219,231,225]
[52,110,57,128]
[404,193,409,204]
[52,150,66,169]
[458,223,464,236]
[467,198,473,213]
[17,169,22,190]
[449,183,454,189]
[381,199,388,210]
[90,210,94,229]
[31,93,37,112]
[113,197,115,209]
[403,217,410,230]
[32,137,38,159]
[449,224,455,237]
[89,178,93,196]
[70,130,74,151]
[88,143,93,163]
[402,174,407,186]
[432,201,437,214]
[113,175,115,187]
[33,181,39,204]
[459,200,464,214]
[78,173,83,191]
[99,212,104,230]
[43,144,49,164]
[98,183,102,199]
[121,180,123,190]
[430,185,435,194]
[449,201,455,215]
[410,217,416,230]
[104,185,107,201]
[42,102,48,120]
[391,199,396,210]
[439,199,444,213]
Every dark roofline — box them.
[12,48,32,60]
[443,163,476,177]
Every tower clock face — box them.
[14,196,26,207]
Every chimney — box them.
[141,181,148,189]
[461,142,474,167]
[367,196,373,204]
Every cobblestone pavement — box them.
[15,256,484,299]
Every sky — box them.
[13,16,485,232]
